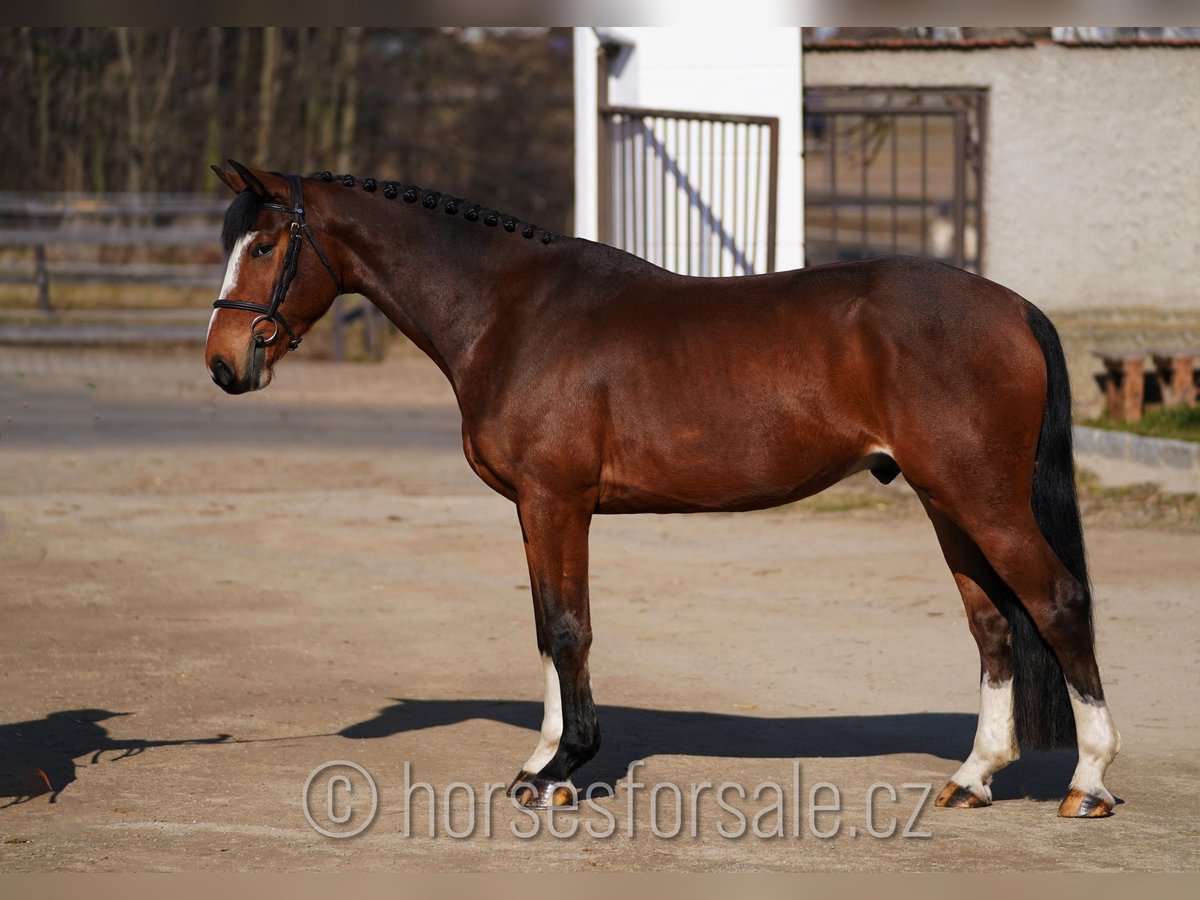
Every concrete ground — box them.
[0,345,1197,872]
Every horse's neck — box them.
[335,195,541,388]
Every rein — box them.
[213,174,341,351]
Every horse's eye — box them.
[252,243,275,258]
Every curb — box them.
[1073,425,1200,472]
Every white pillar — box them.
[572,27,600,241]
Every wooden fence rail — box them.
[0,191,228,311]
[0,191,386,358]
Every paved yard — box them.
[0,346,1196,871]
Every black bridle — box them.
[213,174,341,351]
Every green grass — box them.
[1083,405,1200,443]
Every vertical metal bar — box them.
[630,117,638,257]
[700,120,710,274]
[724,125,734,274]
[740,123,750,274]
[640,117,648,259]
[717,122,725,276]
[630,117,638,253]
[599,109,608,245]
[723,120,728,273]
[890,114,898,254]
[617,116,626,250]
[919,113,928,255]
[685,118,693,274]
[860,114,868,259]
[692,119,699,274]
[830,113,838,256]
[735,122,742,273]
[975,91,988,273]
[627,117,636,254]
[624,117,633,254]
[953,110,967,269]
[648,118,655,263]
[766,116,778,273]
[674,116,681,273]
[652,117,658,265]
[34,243,51,312]
[662,115,672,267]
[751,123,763,274]
[697,119,703,274]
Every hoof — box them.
[934,781,990,809]
[508,771,576,809]
[1058,789,1114,818]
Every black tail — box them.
[1009,302,1090,750]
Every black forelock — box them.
[220,189,265,257]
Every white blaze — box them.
[208,231,257,341]
[522,654,563,775]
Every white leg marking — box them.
[948,675,1019,802]
[522,654,562,775]
[1067,686,1120,803]
[209,232,257,342]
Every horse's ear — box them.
[210,164,244,194]
[225,159,290,202]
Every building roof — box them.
[802,27,1200,51]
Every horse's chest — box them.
[461,430,520,502]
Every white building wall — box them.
[806,45,1200,311]
[574,27,804,272]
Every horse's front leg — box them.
[507,488,599,808]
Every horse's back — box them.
[580,253,1040,421]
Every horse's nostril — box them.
[211,356,234,388]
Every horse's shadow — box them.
[340,698,1077,802]
[0,709,230,808]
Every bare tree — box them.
[335,27,363,173]
[256,27,278,162]
[0,27,575,229]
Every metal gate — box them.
[803,88,986,272]
[598,105,779,276]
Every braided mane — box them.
[309,171,555,245]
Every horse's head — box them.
[206,160,342,394]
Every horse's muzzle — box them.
[209,353,268,394]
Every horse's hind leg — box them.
[918,494,1019,808]
[919,483,1121,817]
[507,488,599,808]
[965,517,1120,817]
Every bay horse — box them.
[205,160,1120,817]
